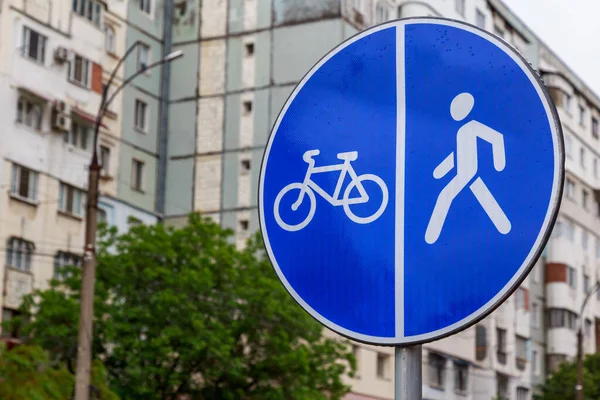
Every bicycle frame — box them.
[292,157,368,210]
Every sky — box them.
[502,0,600,97]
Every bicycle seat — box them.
[337,151,358,161]
[303,149,320,162]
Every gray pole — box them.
[395,346,422,400]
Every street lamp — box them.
[576,277,600,400]
[74,43,183,400]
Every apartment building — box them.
[0,0,160,342]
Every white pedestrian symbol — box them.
[425,93,512,244]
[274,150,388,231]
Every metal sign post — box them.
[259,17,563,399]
[395,346,422,400]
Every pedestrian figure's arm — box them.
[478,125,506,171]
[433,153,454,179]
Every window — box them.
[2,308,26,339]
[567,266,577,289]
[496,328,507,364]
[581,147,586,169]
[375,3,389,23]
[68,54,91,87]
[134,99,148,131]
[548,308,577,330]
[475,325,487,361]
[547,354,567,373]
[244,42,255,56]
[494,26,504,38]
[376,353,389,379]
[352,344,360,362]
[585,274,591,294]
[532,350,539,375]
[496,373,509,400]
[10,164,38,202]
[53,251,82,279]
[22,27,46,63]
[583,230,589,249]
[16,96,43,131]
[104,24,115,53]
[131,159,144,191]
[595,159,598,178]
[100,145,110,173]
[565,93,572,113]
[428,353,445,388]
[579,105,585,125]
[515,287,528,310]
[140,0,152,14]
[516,336,527,370]
[58,182,86,217]
[97,208,107,224]
[241,159,251,174]
[239,219,249,232]
[565,220,575,242]
[454,362,468,393]
[583,189,589,210]
[566,135,573,159]
[72,0,103,26]
[532,302,539,327]
[6,237,34,272]
[566,178,575,199]
[64,120,91,151]
[475,9,485,29]
[593,117,599,139]
[455,0,465,16]
[597,238,600,258]
[137,43,150,71]
[243,100,253,115]
[585,318,592,337]
[517,387,529,400]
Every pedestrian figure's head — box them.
[450,92,475,121]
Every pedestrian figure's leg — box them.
[425,178,468,244]
[469,177,511,234]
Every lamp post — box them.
[576,279,600,400]
[74,45,183,400]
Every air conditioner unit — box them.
[54,46,69,63]
[54,100,66,113]
[51,107,71,132]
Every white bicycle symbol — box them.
[274,149,389,231]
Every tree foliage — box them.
[0,344,117,400]
[535,353,600,400]
[17,214,355,399]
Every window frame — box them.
[376,352,389,379]
[134,99,148,132]
[475,8,486,29]
[104,24,116,54]
[16,95,44,131]
[453,362,468,394]
[58,182,86,217]
[64,118,92,151]
[131,159,145,192]
[428,353,446,389]
[53,251,82,279]
[22,26,47,64]
[140,0,152,15]
[566,178,575,200]
[6,237,34,272]
[455,0,465,16]
[72,0,103,27]
[100,145,111,173]
[68,53,92,88]
[10,164,38,202]
[137,43,151,72]
[593,117,599,139]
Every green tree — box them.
[17,214,355,399]
[0,344,117,400]
[535,353,600,400]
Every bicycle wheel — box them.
[343,174,388,224]
[274,183,317,231]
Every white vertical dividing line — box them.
[395,24,406,339]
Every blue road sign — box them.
[258,18,564,345]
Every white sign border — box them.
[258,17,565,346]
